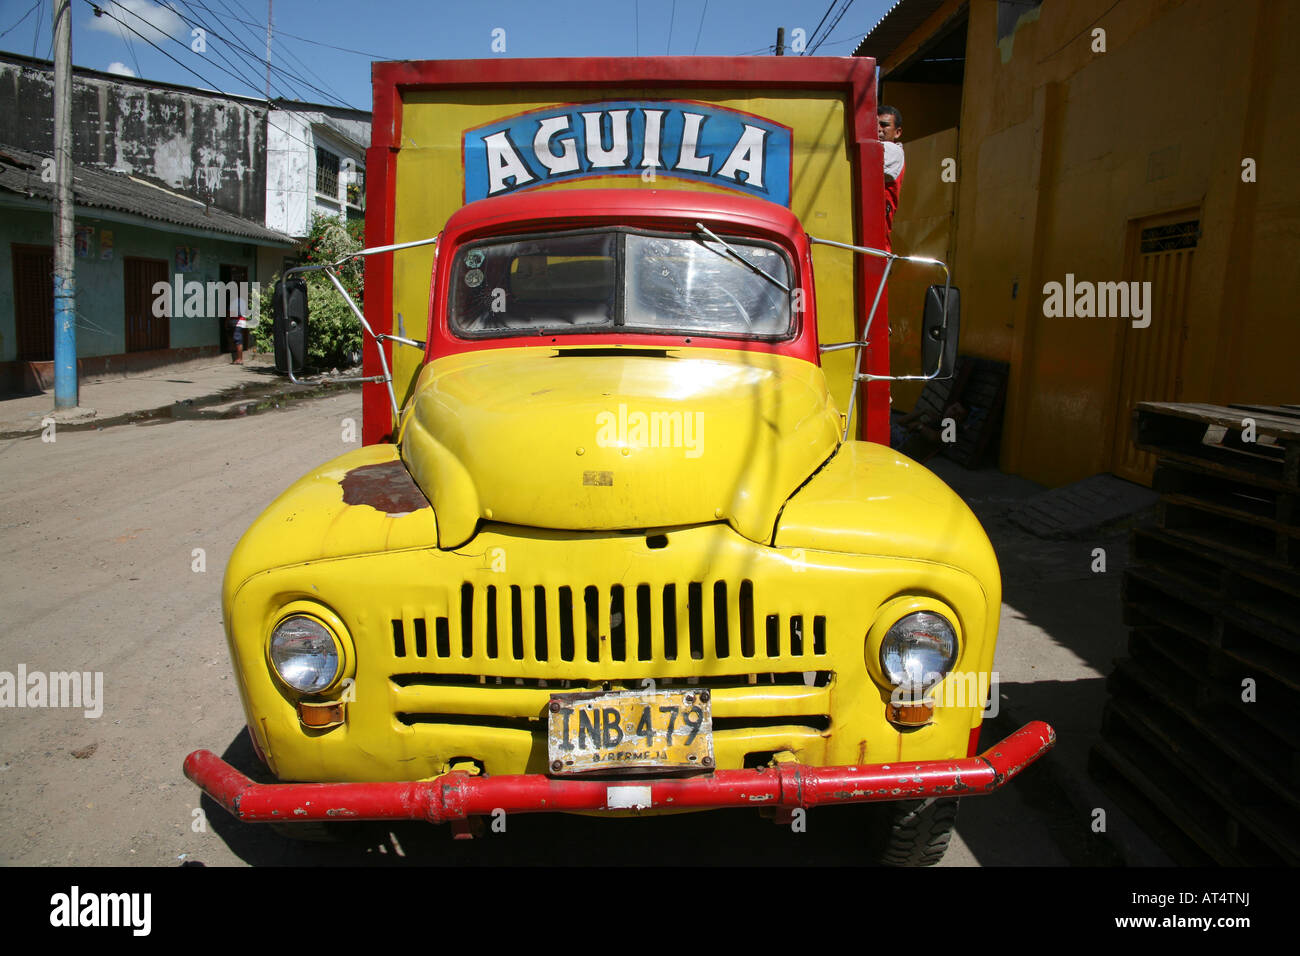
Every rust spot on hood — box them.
[341,461,431,516]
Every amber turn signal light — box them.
[298,700,346,729]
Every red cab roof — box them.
[426,187,819,364]
[440,188,806,247]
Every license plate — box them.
[547,688,713,775]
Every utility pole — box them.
[265,0,272,102]
[775,27,785,56]
[52,0,76,408]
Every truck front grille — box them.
[390,580,828,668]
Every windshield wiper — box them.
[695,223,791,293]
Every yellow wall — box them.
[879,82,962,141]
[908,0,1300,486]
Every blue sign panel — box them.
[463,101,792,206]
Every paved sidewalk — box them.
[0,352,351,436]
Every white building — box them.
[262,102,371,278]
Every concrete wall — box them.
[266,109,368,238]
[0,56,268,221]
[1,204,259,363]
[932,0,1299,486]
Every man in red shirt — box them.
[878,106,905,249]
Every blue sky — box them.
[1,0,894,110]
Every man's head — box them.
[878,106,903,143]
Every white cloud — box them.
[86,1,187,47]
[105,61,137,77]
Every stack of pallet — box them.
[1091,402,1300,865]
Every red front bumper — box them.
[185,721,1055,823]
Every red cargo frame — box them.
[364,56,890,445]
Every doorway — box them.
[1109,212,1200,484]
[218,264,249,355]
[123,257,169,352]
[11,244,54,361]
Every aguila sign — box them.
[463,100,793,205]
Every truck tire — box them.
[873,797,960,866]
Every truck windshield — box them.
[449,229,792,338]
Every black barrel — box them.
[272,275,309,374]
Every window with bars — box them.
[316,146,340,198]
[1139,219,1200,254]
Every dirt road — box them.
[0,390,1121,866]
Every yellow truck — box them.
[184,56,1054,865]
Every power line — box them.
[811,29,870,51]
[128,0,266,98]
[244,8,353,108]
[666,0,676,55]
[178,0,289,98]
[692,0,709,55]
[0,0,41,40]
[118,17,143,77]
[804,0,837,55]
[147,1,365,166]
[809,0,859,55]
[211,0,358,109]
[173,2,396,59]
[174,0,350,107]
[814,34,865,50]
[30,0,43,56]
[83,1,229,92]
[81,0,336,160]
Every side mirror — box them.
[922,284,960,379]
[272,275,309,375]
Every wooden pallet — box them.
[1135,403,1300,490]
[1099,402,1300,864]
[1099,660,1300,863]
[1129,527,1300,635]
[1124,625,1300,759]
[1112,649,1300,795]
[1123,561,1300,667]
[1088,741,1219,866]
[1091,719,1287,866]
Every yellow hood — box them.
[399,346,841,548]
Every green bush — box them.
[253,214,366,370]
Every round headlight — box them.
[270,615,341,693]
[879,611,958,696]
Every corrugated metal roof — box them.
[0,144,294,245]
[852,0,951,63]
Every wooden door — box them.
[11,244,54,361]
[123,257,170,352]
[1110,214,1200,485]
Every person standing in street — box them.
[230,295,249,364]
